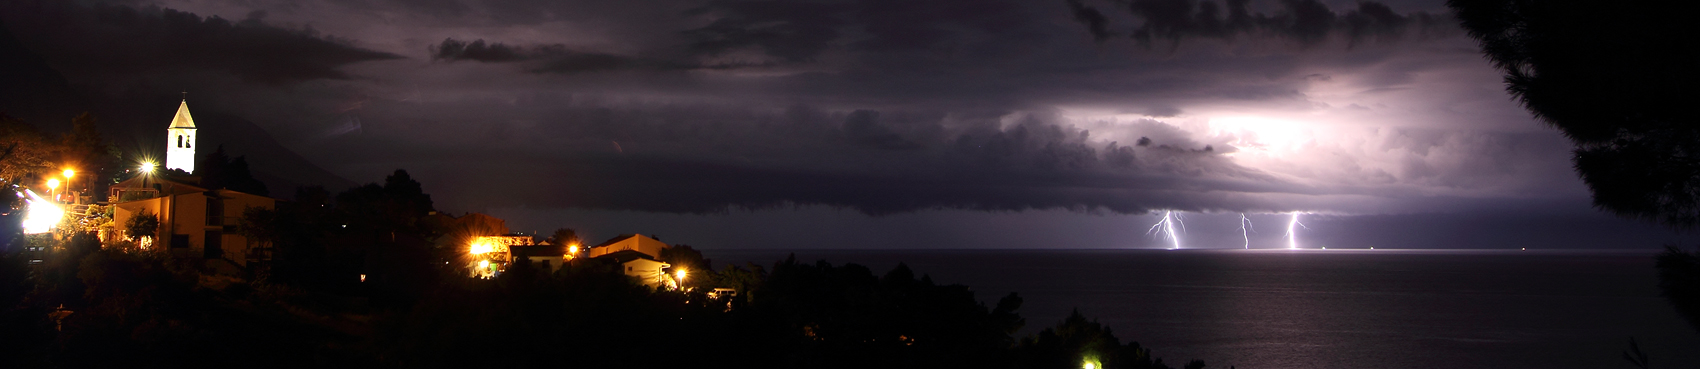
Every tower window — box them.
[177,135,183,148]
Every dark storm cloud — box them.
[0,0,400,85]
[2,0,1557,218]
[1066,0,1115,41]
[677,0,1048,68]
[325,96,1291,214]
[429,37,765,73]
[1066,0,1455,47]
[682,0,848,63]
[430,38,538,63]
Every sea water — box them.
[701,249,1700,369]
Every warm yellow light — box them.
[478,260,490,269]
[567,245,580,254]
[62,169,74,179]
[140,162,156,173]
[45,178,58,190]
[1083,363,1095,369]
[675,269,687,282]
[21,190,62,234]
[469,241,493,255]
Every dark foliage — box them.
[0,169,1207,368]
[195,145,268,196]
[1654,245,1700,333]
[3,239,1207,368]
[1014,309,1185,369]
[547,227,578,246]
[124,209,158,241]
[743,257,1024,368]
[1449,0,1700,227]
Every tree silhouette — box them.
[1450,0,1700,226]
[124,209,158,244]
[1450,2,1700,362]
[194,145,268,196]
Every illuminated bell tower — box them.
[165,99,197,173]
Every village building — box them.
[454,229,680,289]
[467,234,546,278]
[511,245,566,272]
[587,234,677,288]
[164,99,197,173]
[586,233,670,260]
[108,99,275,274]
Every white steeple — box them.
[165,99,197,173]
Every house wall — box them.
[588,235,671,260]
[622,258,671,287]
[110,189,275,273]
[216,190,275,265]
[113,197,165,242]
[526,255,565,272]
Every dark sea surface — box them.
[700,249,1699,369]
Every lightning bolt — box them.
[1146,211,1185,249]
[1285,212,1308,249]
[1240,213,1255,249]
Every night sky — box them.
[0,0,1687,249]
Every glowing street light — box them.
[140,162,156,174]
[45,178,59,200]
[675,268,688,283]
[21,190,62,234]
[62,169,74,179]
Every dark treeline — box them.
[0,168,1207,369]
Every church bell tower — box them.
[166,99,196,173]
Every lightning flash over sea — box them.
[1285,212,1307,249]
[1147,211,1185,249]
[1240,213,1255,249]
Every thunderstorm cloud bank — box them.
[0,0,1585,218]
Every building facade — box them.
[165,99,197,173]
[586,234,670,260]
[105,99,272,274]
[110,176,275,274]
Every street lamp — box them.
[45,178,59,201]
[140,162,156,191]
[62,169,75,203]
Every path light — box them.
[676,268,687,283]
[62,169,74,179]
